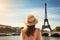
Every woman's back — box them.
[21,15,42,40]
[21,28,42,40]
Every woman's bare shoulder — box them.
[35,28,40,31]
[35,28,41,32]
[21,28,26,33]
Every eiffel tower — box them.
[42,3,52,31]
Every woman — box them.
[21,15,42,40]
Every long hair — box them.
[25,25,35,36]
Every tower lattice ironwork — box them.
[42,3,52,31]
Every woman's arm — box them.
[37,29,42,40]
[21,30,25,40]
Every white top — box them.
[20,28,42,40]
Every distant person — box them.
[21,15,42,40]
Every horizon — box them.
[0,0,60,29]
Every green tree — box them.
[53,26,60,32]
[20,27,24,33]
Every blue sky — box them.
[0,0,60,29]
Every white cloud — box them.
[0,0,12,16]
[0,0,59,29]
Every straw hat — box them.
[25,15,38,26]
